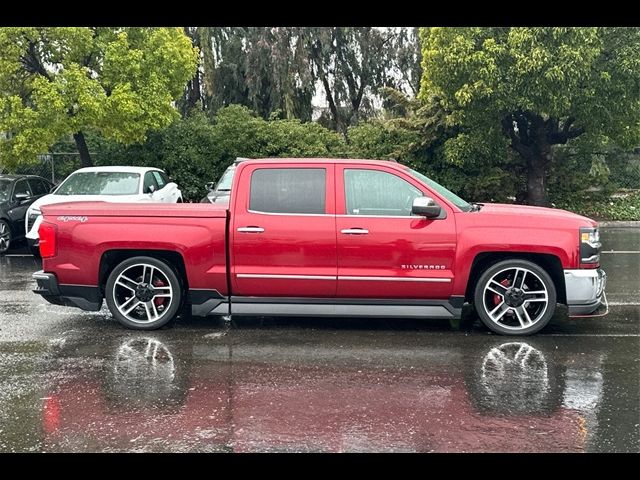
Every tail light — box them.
[39,221,57,258]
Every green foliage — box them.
[419,27,640,204]
[556,191,640,221]
[0,27,198,168]
[76,105,346,201]
[345,122,421,160]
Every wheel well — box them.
[465,252,566,304]
[99,249,189,295]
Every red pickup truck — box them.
[32,158,607,335]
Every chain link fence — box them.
[0,153,81,185]
[609,150,640,191]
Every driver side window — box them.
[13,180,32,200]
[143,172,159,194]
[344,169,422,216]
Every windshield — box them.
[405,167,472,211]
[216,166,236,191]
[55,172,140,196]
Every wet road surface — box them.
[0,228,638,452]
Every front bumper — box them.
[564,268,608,316]
[32,270,103,311]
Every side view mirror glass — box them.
[148,185,156,194]
[206,182,215,191]
[15,193,31,203]
[412,196,442,218]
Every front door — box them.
[232,164,337,297]
[8,179,33,238]
[335,165,457,299]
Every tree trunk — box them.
[73,131,92,168]
[526,155,548,206]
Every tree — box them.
[0,27,198,168]
[419,27,640,205]
[180,27,314,121]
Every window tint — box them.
[152,171,167,189]
[344,169,422,216]
[143,172,159,194]
[13,179,32,199]
[28,179,49,196]
[250,168,326,214]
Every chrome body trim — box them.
[565,268,607,316]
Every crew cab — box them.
[31,158,607,335]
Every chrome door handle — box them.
[341,228,369,235]
[237,227,265,233]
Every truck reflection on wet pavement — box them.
[36,332,617,453]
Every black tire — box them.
[473,259,556,336]
[105,256,183,330]
[0,220,11,255]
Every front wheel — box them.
[0,220,11,254]
[473,259,556,335]
[105,256,183,330]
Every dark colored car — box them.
[0,175,54,254]
[199,158,248,204]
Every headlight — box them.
[580,227,601,264]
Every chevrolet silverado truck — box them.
[31,158,607,335]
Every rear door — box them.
[231,163,337,297]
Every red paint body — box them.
[40,159,598,300]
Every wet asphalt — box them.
[0,227,638,453]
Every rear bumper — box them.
[564,268,608,316]
[32,271,103,311]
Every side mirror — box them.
[412,196,442,218]
[148,185,156,194]
[205,181,215,191]
[15,193,31,204]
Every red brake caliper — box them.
[494,278,510,306]
[153,278,165,307]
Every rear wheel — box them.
[105,256,182,330]
[0,220,11,254]
[473,259,556,335]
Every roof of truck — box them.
[239,158,401,166]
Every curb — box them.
[599,221,640,228]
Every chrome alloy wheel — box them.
[112,263,173,324]
[482,267,549,331]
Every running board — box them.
[202,296,463,319]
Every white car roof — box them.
[70,166,164,174]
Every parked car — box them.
[200,158,248,204]
[0,174,54,254]
[32,158,606,335]
[25,166,183,255]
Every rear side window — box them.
[249,168,326,214]
[28,179,49,196]
[152,171,167,189]
[143,172,159,194]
